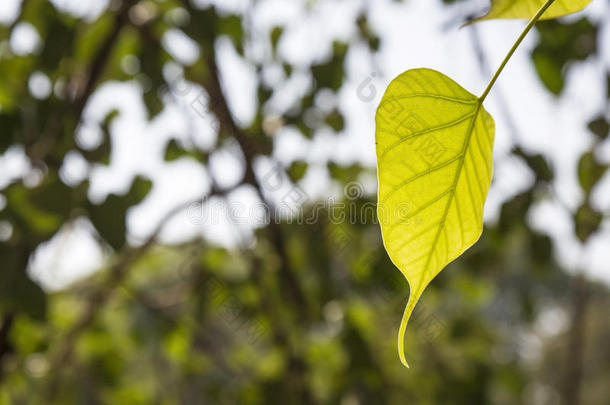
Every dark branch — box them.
[0,313,15,384]
[201,47,310,320]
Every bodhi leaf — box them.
[375,69,495,367]
[470,0,594,23]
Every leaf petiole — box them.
[479,0,557,103]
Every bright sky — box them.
[1,0,609,290]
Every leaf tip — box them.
[398,290,417,369]
[400,353,410,369]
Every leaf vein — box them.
[380,112,476,160]
[380,153,463,204]
[412,102,483,295]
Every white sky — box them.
[0,0,609,290]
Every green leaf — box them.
[577,152,607,194]
[270,26,283,53]
[375,69,495,366]
[88,176,152,251]
[163,139,205,162]
[531,19,598,96]
[325,108,345,132]
[588,115,609,140]
[513,147,553,183]
[287,160,308,182]
[0,244,47,321]
[311,41,347,92]
[470,0,593,23]
[574,203,602,242]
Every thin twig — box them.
[469,25,521,145]
[468,21,574,214]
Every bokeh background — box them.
[0,0,609,404]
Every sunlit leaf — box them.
[470,0,594,23]
[375,69,495,366]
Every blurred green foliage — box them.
[0,0,608,404]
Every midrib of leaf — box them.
[421,102,482,281]
[397,101,482,367]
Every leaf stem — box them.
[479,0,557,103]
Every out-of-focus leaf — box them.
[282,63,293,77]
[532,52,563,94]
[311,41,347,92]
[574,203,602,242]
[327,162,364,185]
[88,176,152,250]
[270,26,283,53]
[0,112,20,153]
[0,245,46,321]
[73,12,114,64]
[183,6,243,53]
[164,139,205,162]
[469,0,593,23]
[578,152,607,194]
[532,19,597,95]
[38,18,75,73]
[356,14,380,51]
[499,190,533,232]
[139,43,167,119]
[164,139,188,161]
[588,115,609,140]
[217,14,244,54]
[4,175,75,241]
[287,161,308,182]
[80,109,119,164]
[513,148,553,183]
[325,108,345,132]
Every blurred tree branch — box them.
[162,0,311,321]
[562,272,589,405]
[43,193,223,399]
[30,0,137,163]
[0,313,15,384]
[201,38,310,321]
